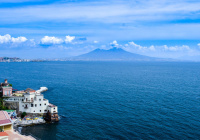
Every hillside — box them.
[73,47,158,61]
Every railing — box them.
[23,100,33,103]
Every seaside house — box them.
[4,88,58,115]
[0,111,12,131]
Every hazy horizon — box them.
[0,0,200,60]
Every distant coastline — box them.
[0,57,44,62]
[1,47,199,62]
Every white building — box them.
[4,88,58,114]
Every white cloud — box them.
[126,42,191,52]
[65,35,75,43]
[127,41,150,51]
[0,34,11,44]
[1,0,200,24]
[198,43,200,48]
[121,41,200,59]
[149,45,156,51]
[94,40,99,43]
[41,36,63,44]
[110,40,118,46]
[28,39,37,47]
[163,45,190,51]
[11,36,27,43]
[128,42,143,49]
[0,34,27,44]
[123,41,194,59]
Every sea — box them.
[0,61,200,140]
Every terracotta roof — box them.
[0,132,8,136]
[48,103,56,107]
[25,88,35,92]
[0,111,11,125]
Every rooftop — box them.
[0,111,11,126]
[25,88,36,93]
[48,103,57,107]
[0,132,8,136]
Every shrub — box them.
[21,112,27,118]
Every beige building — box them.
[0,111,12,131]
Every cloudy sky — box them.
[0,0,200,60]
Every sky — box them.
[0,0,200,60]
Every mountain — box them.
[72,47,162,61]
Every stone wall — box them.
[3,101,19,113]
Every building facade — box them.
[0,79,13,97]
[4,90,58,114]
[0,111,12,132]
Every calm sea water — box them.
[1,61,200,140]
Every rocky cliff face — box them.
[4,102,19,113]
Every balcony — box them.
[24,106,28,109]
[23,99,33,103]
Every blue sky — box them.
[0,0,200,60]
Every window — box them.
[22,99,24,101]
[40,110,41,112]
[34,110,35,112]
[40,104,41,106]
[39,99,41,101]
[31,104,33,107]
[35,104,37,107]
[44,110,47,112]
[54,108,55,110]
[44,103,46,105]
[22,105,24,107]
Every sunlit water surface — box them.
[0,61,200,140]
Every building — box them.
[0,79,13,97]
[4,88,58,114]
[12,90,25,97]
[0,132,9,140]
[0,111,12,132]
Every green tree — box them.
[0,97,8,110]
[21,112,27,118]
[0,98,3,109]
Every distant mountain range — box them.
[71,47,167,61]
[1,48,178,62]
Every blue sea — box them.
[1,61,200,140]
